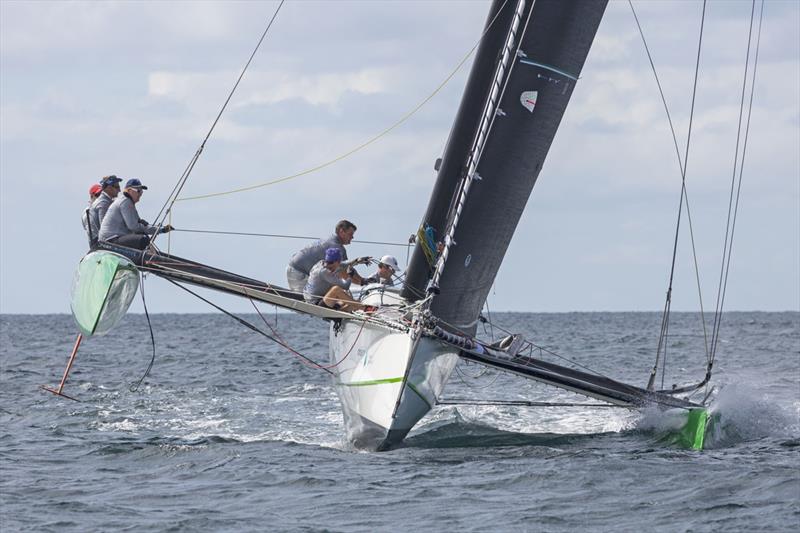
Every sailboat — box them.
[56,0,753,451]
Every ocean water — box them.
[1,311,798,532]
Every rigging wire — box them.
[250,299,323,371]
[647,0,707,392]
[482,293,495,342]
[157,274,376,373]
[709,0,764,365]
[174,0,512,203]
[443,313,700,411]
[150,0,286,233]
[466,312,707,400]
[455,363,498,388]
[163,277,335,375]
[439,313,611,380]
[250,298,369,371]
[438,399,625,408]
[130,273,156,392]
[629,0,710,362]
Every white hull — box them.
[329,289,459,449]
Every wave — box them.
[635,380,799,449]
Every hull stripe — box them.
[337,378,434,410]
[340,377,403,387]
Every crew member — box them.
[81,183,103,242]
[356,255,400,287]
[88,175,122,245]
[303,248,367,313]
[287,220,362,293]
[98,178,172,249]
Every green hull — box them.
[672,408,711,450]
[70,251,140,337]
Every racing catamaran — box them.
[52,0,764,451]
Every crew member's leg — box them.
[111,234,150,249]
[286,265,308,294]
[322,286,365,313]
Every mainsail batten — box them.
[403,0,608,333]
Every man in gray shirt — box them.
[88,175,122,245]
[81,183,102,244]
[98,178,172,249]
[286,219,358,293]
[303,248,368,313]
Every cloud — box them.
[148,67,399,109]
[1,1,797,312]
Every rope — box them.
[455,363,498,389]
[709,0,764,365]
[156,274,381,374]
[172,228,410,247]
[629,0,710,362]
[416,225,438,266]
[130,272,156,392]
[164,277,334,375]
[250,298,323,371]
[151,0,286,232]
[250,298,369,371]
[483,294,495,342]
[174,0,512,203]
[647,0,707,391]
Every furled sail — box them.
[402,0,607,332]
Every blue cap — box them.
[324,247,342,263]
[100,175,122,188]
[125,178,148,190]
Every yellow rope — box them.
[176,2,507,203]
[418,225,437,266]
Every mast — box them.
[402,0,517,301]
[402,0,607,333]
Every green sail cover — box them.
[70,251,139,337]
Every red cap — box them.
[89,184,102,196]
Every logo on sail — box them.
[520,91,537,113]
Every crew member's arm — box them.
[120,201,152,234]
[347,265,367,286]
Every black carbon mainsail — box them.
[402,0,607,332]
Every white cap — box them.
[379,255,400,272]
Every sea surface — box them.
[1,312,798,532]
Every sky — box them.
[1,0,798,314]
